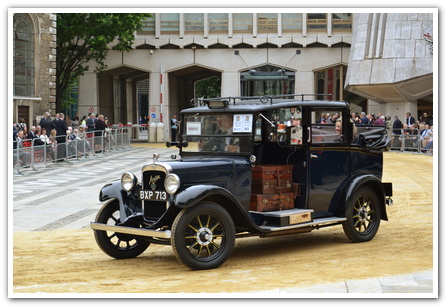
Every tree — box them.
[56,13,151,110]
[194,76,221,99]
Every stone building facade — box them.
[12,13,57,129]
[345,12,434,122]
[14,12,433,141]
[76,11,434,141]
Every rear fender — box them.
[339,174,388,221]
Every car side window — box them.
[311,110,345,144]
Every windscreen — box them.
[181,113,253,154]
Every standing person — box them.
[86,113,96,152]
[39,112,54,136]
[86,113,96,134]
[391,115,403,148]
[392,116,403,133]
[13,130,31,167]
[405,112,416,127]
[94,114,108,153]
[373,115,385,126]
[95,114,108,134]
[13,123,18,147]
[80,115,87,129]
[53,113,60,125]
[86,113,95,137]
[171,114,178,141]
[55,113,68,161]
[360,112,368,125]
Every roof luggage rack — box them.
[190,94,332,107]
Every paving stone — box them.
[346,278,383,293]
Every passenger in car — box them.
[335,119,342,135]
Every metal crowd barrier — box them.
[387,128,433,153]
[13,127,131,174]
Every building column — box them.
[149,70,163,124]
[221,72,240,97]
[78,71,98,118]
[125,79,135,124]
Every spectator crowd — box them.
[349,111,433,153]
[13,109,434,169]
[13,112,111,168]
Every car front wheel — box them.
[171,202,235,270]
[93,199,150,259]
[342,186,381,243]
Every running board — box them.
[258,216,347,232]
[90,222,171,239]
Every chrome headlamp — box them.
[165,173,180,194]
[121,172,138,192]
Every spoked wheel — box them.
[343,186,381,243]
[171,202,235,270]
[93,200,150,259]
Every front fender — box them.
[174,185,240,208]
[99,179,126,202]
[340,174,388,221]
[174,185,260,232]
[99,179,131,222]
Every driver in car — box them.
[199,115,240,152]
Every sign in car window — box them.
[186,122,202,135]
[233,114,253,133]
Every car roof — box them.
[180,97,350,114]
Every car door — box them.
[307,109,351,217]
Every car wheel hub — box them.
[196,227,213,246]
[358,207,368,222]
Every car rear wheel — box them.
[171,202,235,270]
[342,186,381,243]
[93,199,150,259]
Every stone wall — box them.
[12,13,57,126]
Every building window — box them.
[185,13,204,34]
[240,65,295,97]
[307,13,327,32]
[160,13,180,34]
[138,15,155,35]
[13,13,35,97]
[209,13,228,34]
[314,65,347,101]
[282,13,302,33]
[258,13,277,33]
[332,13,352,31]
[233,13,253,33]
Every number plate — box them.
[139,190,167,201]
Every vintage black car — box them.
[91,95,393,270]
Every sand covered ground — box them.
[12,151,434,294]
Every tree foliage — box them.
[56,13,151,110]
[194,76,221,99]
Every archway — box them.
[97,66,149,125]
[168,65,221,117]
